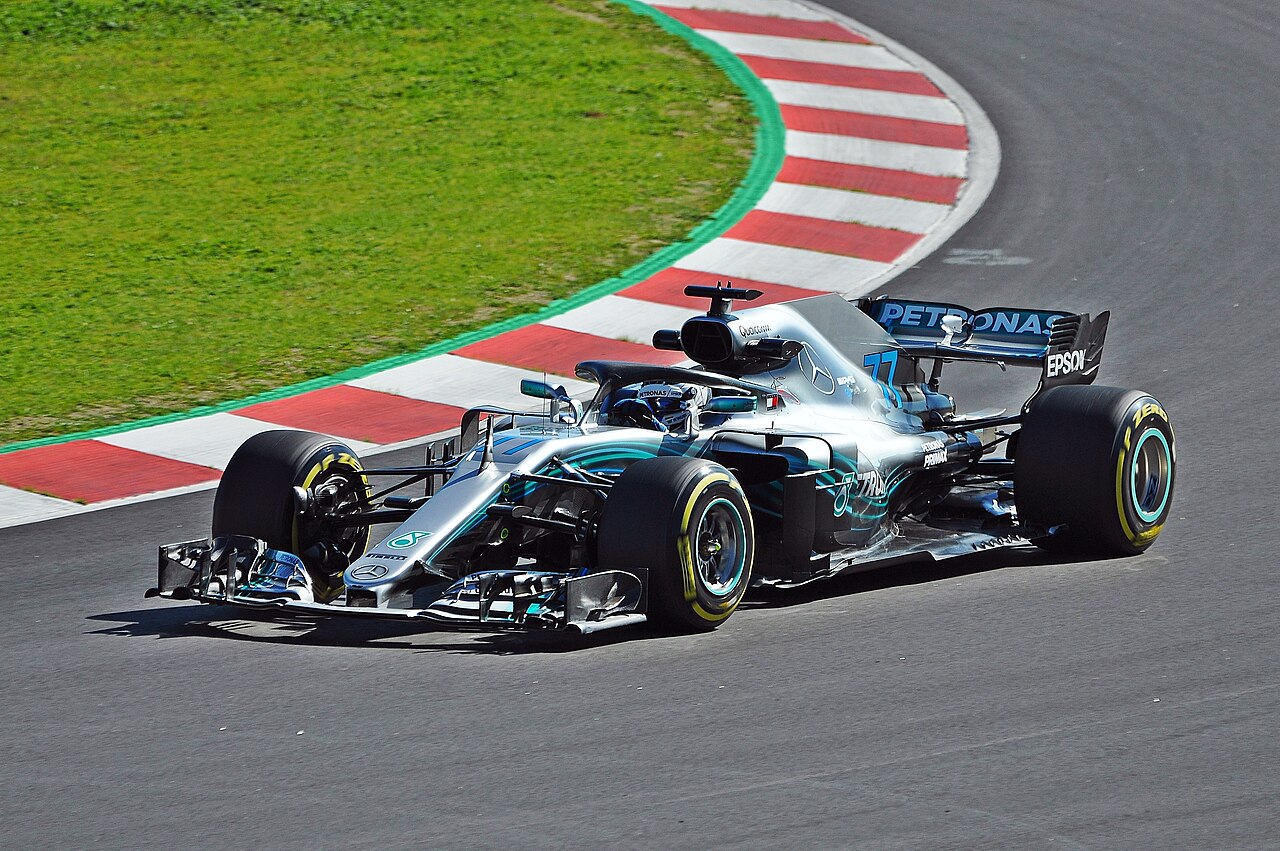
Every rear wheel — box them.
[212,430,371,596]
[597,457,754,632]
[1016,386,1175,555]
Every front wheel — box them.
[1016,385,1175,555]
[597,457,754,632]
[212,429,371,598]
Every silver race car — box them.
[149,286,1176,633]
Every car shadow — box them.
[740,544,1111,610]
[85,604,653,655]
[90,546,1115,653]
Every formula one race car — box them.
[149,286,1176,634]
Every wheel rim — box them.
[694,498,746,596]
[305,469,369,560]
[1130,427,1172,523]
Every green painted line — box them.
[0,0,784,458]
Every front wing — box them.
[146,537,647,635]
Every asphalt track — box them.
[3,0,1278,847]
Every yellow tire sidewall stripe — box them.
[1115,407,1170,547]
[675,471,751,623]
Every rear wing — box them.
[857,297,1109,390]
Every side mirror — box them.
[520,379,565,400]
[705,396,757,414]
[521,379,581,423]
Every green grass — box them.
[0,0,755,444]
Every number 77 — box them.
[862,350,901,407]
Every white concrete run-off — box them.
[351,354,596,409]
[695,32,914,71]
[540,296,694,342]
[0,485,78,528]
[758,182,951,233]
[99,413,377,471]
[786,130,968,178]
[675,238,889,290]
[764,79,963,124]
[652,0,830,20]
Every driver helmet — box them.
[603,382,708,432]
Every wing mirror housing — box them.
[705,396,757,414]
[520,379,567,401]
[520,379,582,424]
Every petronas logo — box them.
[387,530,432,549]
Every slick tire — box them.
[597,456,753,632]
[212,429,371,572]
[1015,386,1175,556]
